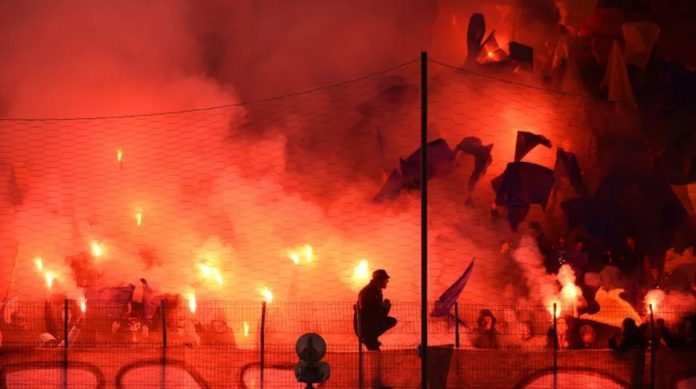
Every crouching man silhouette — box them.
[354,269,397,351]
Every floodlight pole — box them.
[420,50,429,389]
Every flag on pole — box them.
[431,259,475,317]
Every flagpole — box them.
[420,50,429,389]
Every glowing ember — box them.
[212,268,223,285]
[547,299,561,319]
[79,296,87,313]
[243,321,250,337]
[34,257,43,273]
[487,51,494,58]
[135,212,142,227]
[186,293,197,313]
[288,251,300,265]
[198,263,224,285]
[303,244,313,263]
[198,263,212,278]
[352,259,370,286]
[259,287,273,303]
[561,283,578,299]
[645,289,665,315]
[117,149,123,162]
[90,241,103,258]
[45,272,55,289]
[287,244,314,265]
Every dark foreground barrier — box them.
[2,346,694,388]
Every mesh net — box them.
[1,58,695,388]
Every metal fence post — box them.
[454,302,460,349]
[63,299,69,389]
[161,300,167,389]
[420,49,429,389]
[357,305,364,389]
[553,303,558,389]
[649,304,656,389]
[260,301,267,389]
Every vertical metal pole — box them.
[553,303,558,389]
[649,304,656,389]
[260,301,267,389]
[63,299,69,389]
[161,300,167,389]
[357,306,364,389]
[454,302,460,349]
[420,50,429,389]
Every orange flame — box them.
[34,257,43,273]
[135,212,142,227]
[79,296,87,313]
[243,321,250,337]
[90,241,103,258]
[487,51,494,58]
[645,289,665,315]
[186,293,197,313]
[117,149,123,162]
[45,272,55,289]
[352,259,370,287]
[259,287,273,303]
[198,263,223,285]
[212,268,223,285]
[287,244,314,265]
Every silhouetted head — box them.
[622,318,638,334]
[477,309,496,330]
[372,269,390,288]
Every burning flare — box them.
[135,212,143,227]
[45,272,55,289]
[198,263,224,285]
[212,268,223,285]
[287,244,314,265]
[645,289,665,315]
[90,241,103,258]
[259,287,273,303]
[352,259,370,287]
[34,257,43,273]
[186,293,197,313]
[79,296,87,313]
[243,321,250,337]
[117,149,123,162]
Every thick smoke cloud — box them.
[5,1,687,349]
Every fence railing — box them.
[1,299,695,388]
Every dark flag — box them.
[432,259,475,317]
[562,171,687,256]
[467,13,486,63]
[554,148,588,196]
[456,136,494,192]
[374,169,402,203]
[494,162,555,230]
[514,131,552,162]
[399,138,457,189]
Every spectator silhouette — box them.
[609,318,646,353]
[473,309,499,349]
[355,269,397,351]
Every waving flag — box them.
[432,259,475,317]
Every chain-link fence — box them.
[1,299,696,388]
[2,54,696,388]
